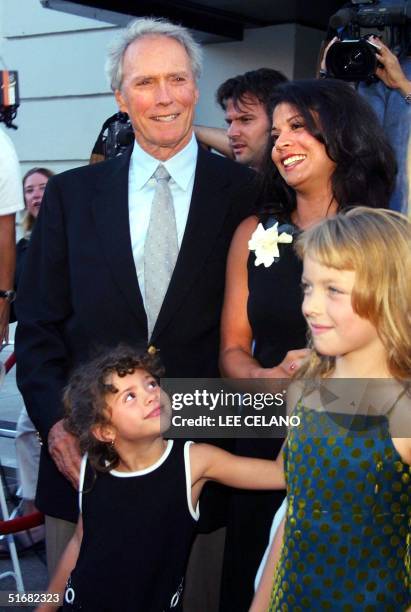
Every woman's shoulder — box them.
[229,215,259,255]
[235,215,260,236]
[233,208,292,242]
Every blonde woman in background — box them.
[14,167,53,536]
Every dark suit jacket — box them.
[15,145,258,522]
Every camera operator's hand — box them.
[319,36,338,75]
[371,37,411,97]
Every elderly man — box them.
[0,127,24,342]
[15,16,257,599]
[195,68,287,172]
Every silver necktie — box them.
[144,164,179,339]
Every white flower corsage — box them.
[248,222,293,267]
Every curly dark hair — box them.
[258,79,397,220]
[64,345,164,473]
[216,68,288,118]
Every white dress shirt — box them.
[128,134,198,306]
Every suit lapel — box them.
[152,148,231,339]
[91,148,147,328]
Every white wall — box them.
[0,0,325,175]
[1,0,119,174]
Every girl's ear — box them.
[92,423,115,444]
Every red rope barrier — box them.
[0,511,44,535]
[4,352,16,374]
[0,351,44,537]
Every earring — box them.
[109,439,115,448]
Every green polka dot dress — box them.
[270,403,411,611]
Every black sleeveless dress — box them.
[63,440,198,612]
[220,218,307,612]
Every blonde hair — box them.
[295,207,411,381]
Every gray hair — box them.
[105,17,203,91]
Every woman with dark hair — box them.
[219,79,396,612]
[263,78,396,215]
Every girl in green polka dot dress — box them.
[255,208,411,611]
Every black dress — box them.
[219,217,307,612]
[63,440,197,611]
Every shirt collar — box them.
[130,133,198,191]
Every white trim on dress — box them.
[184,441,200,521]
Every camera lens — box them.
[326,40,378,81]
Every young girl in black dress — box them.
[36,345,285,612]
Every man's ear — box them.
[115,89,127,114]
[92,423,115,444]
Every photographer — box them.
[358,37,410,213]
[320,0,411,214]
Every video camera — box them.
[0,70,19,129]
[325,0,410,81]
[91,112,134,161]
[103,112,134,159]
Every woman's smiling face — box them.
[24,171,49,218]
[271,103,336,193]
